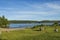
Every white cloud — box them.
[46,3,60,9]
[0,10,59,16]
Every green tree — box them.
[0,17,2,27]
[53,22,59,26]
[0,16,9,28]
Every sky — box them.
[0,0,60,21]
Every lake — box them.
[9,22,56,28]
[9,23,41,28]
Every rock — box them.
[55,29,58,32]
[39,27,44,31]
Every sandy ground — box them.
[0,28,25,32]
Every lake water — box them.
[9,23,60,28]
[9,23,41,28]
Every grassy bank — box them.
[1,27,60,40]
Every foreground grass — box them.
[1,27,60,40]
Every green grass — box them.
[1,26,60,40]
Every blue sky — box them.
[0,0,60,20]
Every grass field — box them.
[1,26,60,40]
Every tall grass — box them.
[1,27,60,40]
